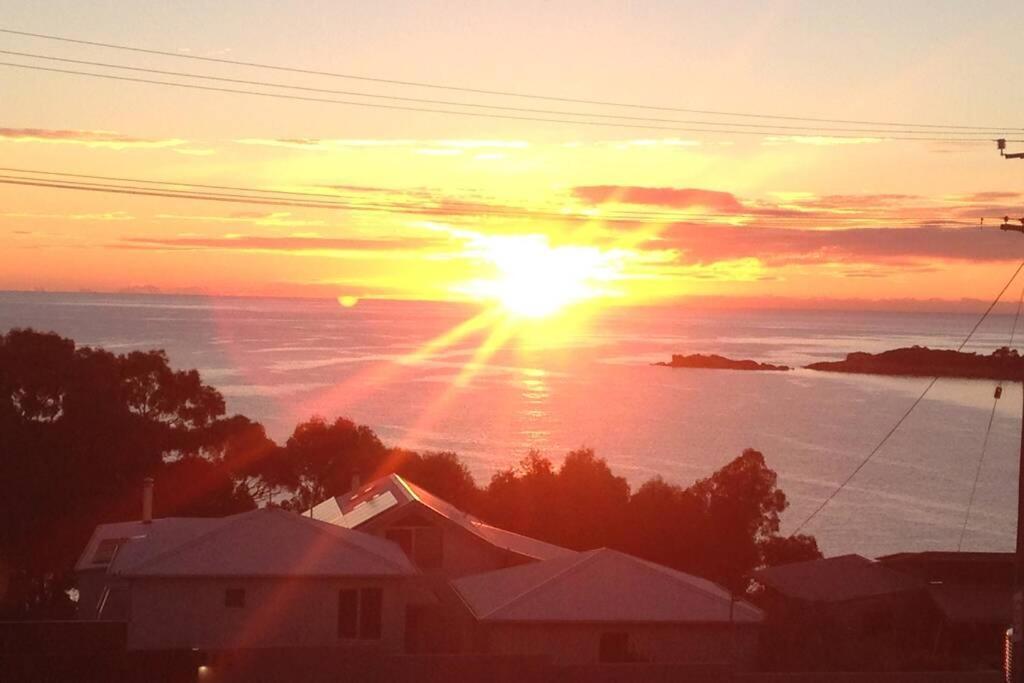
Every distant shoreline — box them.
[654,354,791,372]
[804,345,1024,381]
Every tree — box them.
[385,450,480,511]
[0,329,264,616]
[279,416,386,510]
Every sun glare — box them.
[463,235,621,319]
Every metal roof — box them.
[309,474,575,562]
[452,548,763,624]
[752,554,923,603]
[81,508,416,578]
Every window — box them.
[338,589,358,638]
[92,538,128,565]
[338,587,383,640]
[384,524,443,569]
[599,632,631,663]
[359,588,383,640]
[224,588,246,608]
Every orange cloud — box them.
[0,128,186,149]
[655,223,1024,266]
[573,186,745,212]
[115,234,451,253]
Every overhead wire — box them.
[0,168,998,227]
[4,61,1013,144]
[957,283,1024,550]
[0,49,1013,138]
[791,259,1024,536]
[2,27,1021,133]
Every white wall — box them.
[366,516,517,578]
[481,623,760,667]
[123,577,408,652]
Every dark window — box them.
[414,527,443,569]
[224,588,246,608]
[599,632,631,663]
[338,589,358,638]
[385,528,414,558]
[92,538,127,565]
[339,587,383,640]
[360,588,383,640]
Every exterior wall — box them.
[123,577,407,652]
[479,622,759,667]
[364,512,517,578]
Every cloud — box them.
[2,210,134,221]
[0,128,185,149]
[116,234,451,254]
[236,138,527,152]
[155,212,326,228]
[573,186,745,212]
[761,136,883,146]
[956,191,1022,203]
[654,223,1024,266]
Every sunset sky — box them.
[4,1,1024,309]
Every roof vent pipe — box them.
[142,477,154,524]
[351,472,361,492]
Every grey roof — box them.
[752,554,923,603]
[309,474,575,562]
[84,508,416,578]
[452,548,763,624]
[928,584,1011,625]
[75,517,232,572]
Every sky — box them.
[3,1,1024,310]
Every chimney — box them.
[142,477,154,524]
[351,472,361,492]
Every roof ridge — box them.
[614,550,761,617]
[479,549,603,619]
[466,520,571,559]
[113,508,258,574]
[121,508,412,576]
[297,511,414,572]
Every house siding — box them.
[479,622,759,667]
[123,577,407,652]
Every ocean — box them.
[1,290,1020,558]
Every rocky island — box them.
[655,353,791,371]
[805,345,1024,380]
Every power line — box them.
[4,61,1014,144]
[957,283,1024,550]
[0,168,993,227]
[0,49,1012,138]
[2,26,1021,134]
[791,258,1024,536]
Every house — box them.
[877,551,1013,669]
[749,554,934,670]
[308,474,574,577]
[451,547,763,667]
[75,507,419,652]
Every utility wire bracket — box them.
[998,138,1024,159]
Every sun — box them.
[462,235,621,319]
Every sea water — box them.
[1,290,1019,558]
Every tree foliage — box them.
[1,329,820,615]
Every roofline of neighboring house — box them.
[472,618,764,627]
[108,573,417,580]
[751,582,927,605]
[115,508,414,576]
[355,496,554,563]
[342,474,573,562]
[877,550,1015,562]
